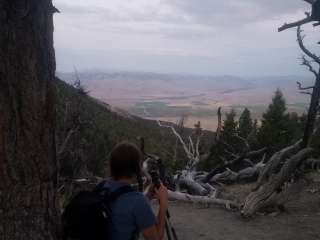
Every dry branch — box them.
[203,147,267,183]
[177,176,208,195]
[278,15,313,32]
[297,26,320,64]
[57,126,80,157]
[168,190,239,210]
[300,56,318,78]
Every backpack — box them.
[62,181,134,240]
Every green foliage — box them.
[201,90,307,172]
[221,109,238,142]
[200,109,239,170]
[247,119,259,149]
[258,89,304,154]
[238,108,253,139]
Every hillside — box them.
[55,78,214,177]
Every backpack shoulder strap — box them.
[95,180,135,201]
[108,185,135,202]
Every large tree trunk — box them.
[302,69,320,148]
[0,1,59,239]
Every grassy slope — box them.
[56,79,214,177]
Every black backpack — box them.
[62,181,134,240]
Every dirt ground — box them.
[163,174,320,240]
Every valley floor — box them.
[163,174,320,240]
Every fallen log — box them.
[168,190,239,210]
[176,171,208,195]
[255,140,302,190]
[211,161,265,185]
[203,148,267,184]
[178,177,208,196]
[211,168,238,184]
[242,148,313,218]
[303,158,320,171]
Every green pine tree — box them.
[200,109,238,170]
[238,108,253,139]
[222,109,238,141]
[258,89,290,153]
[247,119,259,149]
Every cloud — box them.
[54,0,309,27]
[52,0,315,75]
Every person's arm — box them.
[143,184,168,240]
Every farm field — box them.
[59,71,311,130]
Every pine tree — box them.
[258,89,290,153]
[247,119,259,149]
[286,112,304,142]
[222,109,238,142]
[200,109,238,170]
[238,108,253,139]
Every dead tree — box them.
[295,27,320,147]
[173,114,188,163]
[0,1,60,239]
[279,1,320,147]
[157,120,207,195]
[242,148,313,217]
[278,0,320,32]
[242,2,320,217]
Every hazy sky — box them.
[53,0,319,76]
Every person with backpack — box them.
[63,141,168,240]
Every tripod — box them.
[150,171,178,240]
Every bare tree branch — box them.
[278,15,313,32]
[300,56,319,77]
[189,136,195,156]
[297,26,320,64]
[297,81,315,90]
[57,126,80,157]
[300,91,313,95]
[157,120,193,161]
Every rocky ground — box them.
[162,173,320,240]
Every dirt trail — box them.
[164,177,320,240]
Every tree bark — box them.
[302,69,320,147]
[242,148,313,218]
[0,1,59,239]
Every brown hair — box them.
[109,141,142,180]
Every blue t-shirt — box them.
[103,180,157,240]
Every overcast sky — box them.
[53,0,319,76]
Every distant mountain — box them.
[57,71,312,130]
[57,71,254,92]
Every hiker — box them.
[104,141,169,240]
[62,141,169,240]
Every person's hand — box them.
[154,183,168,211]
[145,184,156,200]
